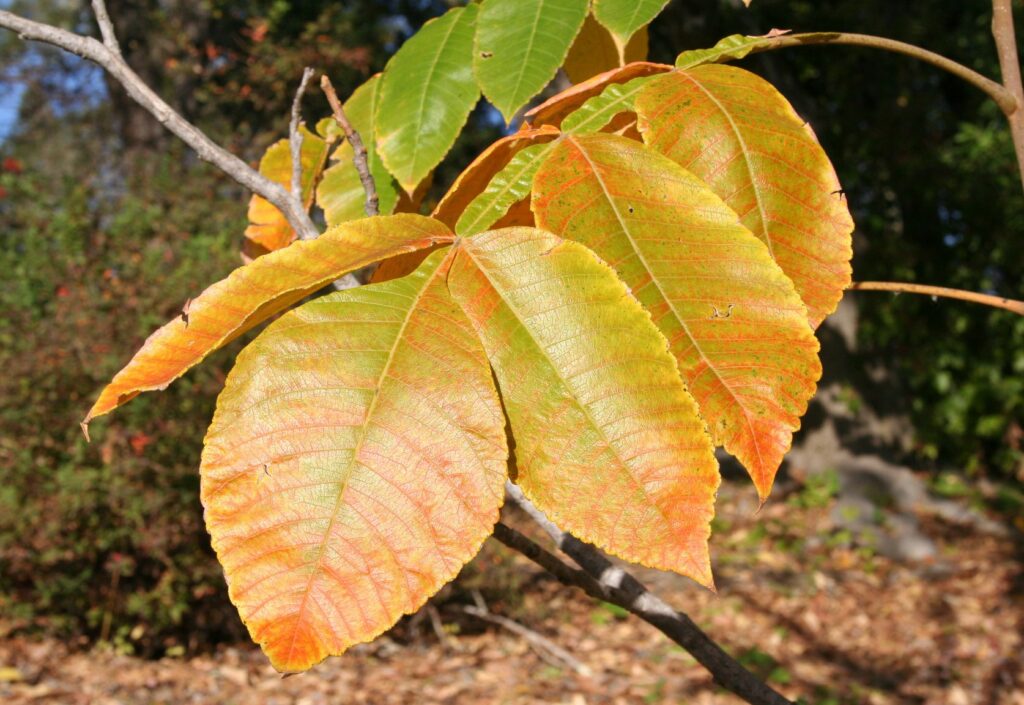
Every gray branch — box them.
[0,8,320,241]
[288,67,317,239]
[90,0,121,55]
[501,482,794,705]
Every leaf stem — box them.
[742,32,1018,115]
[847,281,1024,315]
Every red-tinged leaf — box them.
[245,128,333,253]
[532,134,821,500]
[202,248,507,672]
[83,215,454,427]
[447,228,720,585]
[524,61,670,128]
[432,126,560,229]
[635,67,854,327]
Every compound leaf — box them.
[447,228,719,585]
[533,134,821,500]
[474,0,589,122]
[636,67,854,326]
[201,248,507,672]
[456,142,555,236]
[83,214,453,427]
[377,4,480,193]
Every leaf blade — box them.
[474,0,589,122]
[532,134,821,500]
[448,228,720,585]
[592,0,669,49]
[636,66,854,326]
[377,4,480,192]
[202,248,508,672]
[455,142,554,236]
[83,214,454,425]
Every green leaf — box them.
[675,32,788,69]
[532,134,821,500]
[201,247,508,672]
[316,75,399,225]
[474,0,589,123]
[636,67,854,327]
[561,74,658,134]
[377,4,480,193]
[592,0,670,48]
[448,228,720,586]
[455,142,554,236]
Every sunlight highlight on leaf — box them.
[448,228,720,585]
[202,248,507,672]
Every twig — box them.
[425,603,453,648]
[737,32,1018,116]
[992,0,1024,188]
[500,483,794,705]
[461,604,594,677]
[288,67,316,239]
[847,281,1024,315]
[90,0,120,55]
[321,74,379,217]
[0,9,320,241]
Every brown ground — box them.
[1,481,1022,705]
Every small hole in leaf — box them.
[480,51,493,58]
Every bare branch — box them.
[992,0,1024,188]
[462,604,594,676]
[500,484,794,705]
[321,74,379,217]
[848,281,1024,315]
[0,9,319,241]
[740,32,1018,115]
[90,0,121,56]
[288,67,316,239]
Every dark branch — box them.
[500,484,794,705]
[0,8,320,240]
[321,74,379,218]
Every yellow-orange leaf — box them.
[524,61,670,128]
[563,14,648,84]
[83,215,453,427]
[635,67,854,327]
[201,248,507,672]
[432,126,559,229]
[245,128,332,253]
[533,134,820,500]
[447,228,719,585]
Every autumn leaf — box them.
[447,228,720,585]
[202,247,508,672]
[473,0,589,122]
[563,14,648,83]
[83,215,454,429]
[591,0,669,54]
[455,142,554,236]
[245,128,332,253]
[525,61,670,128]
[674,31,793,70]
[636,66,854,326]
[532,134,821,500]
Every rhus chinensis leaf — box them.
[532,134,821,501]
[83,215,453,428]
[635,66,854,327]
[447,228,720,586]
[201,248,508,672]
[245,127,332,254]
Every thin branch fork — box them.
[0,6,320,241]
[500,483,794,705]
[288,66,316,238]
[848,281,1024,315]
[321,74,379,218]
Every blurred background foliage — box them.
[0,0,1021,655]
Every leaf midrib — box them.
[280,259,442,667]
[566,136,767,473]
